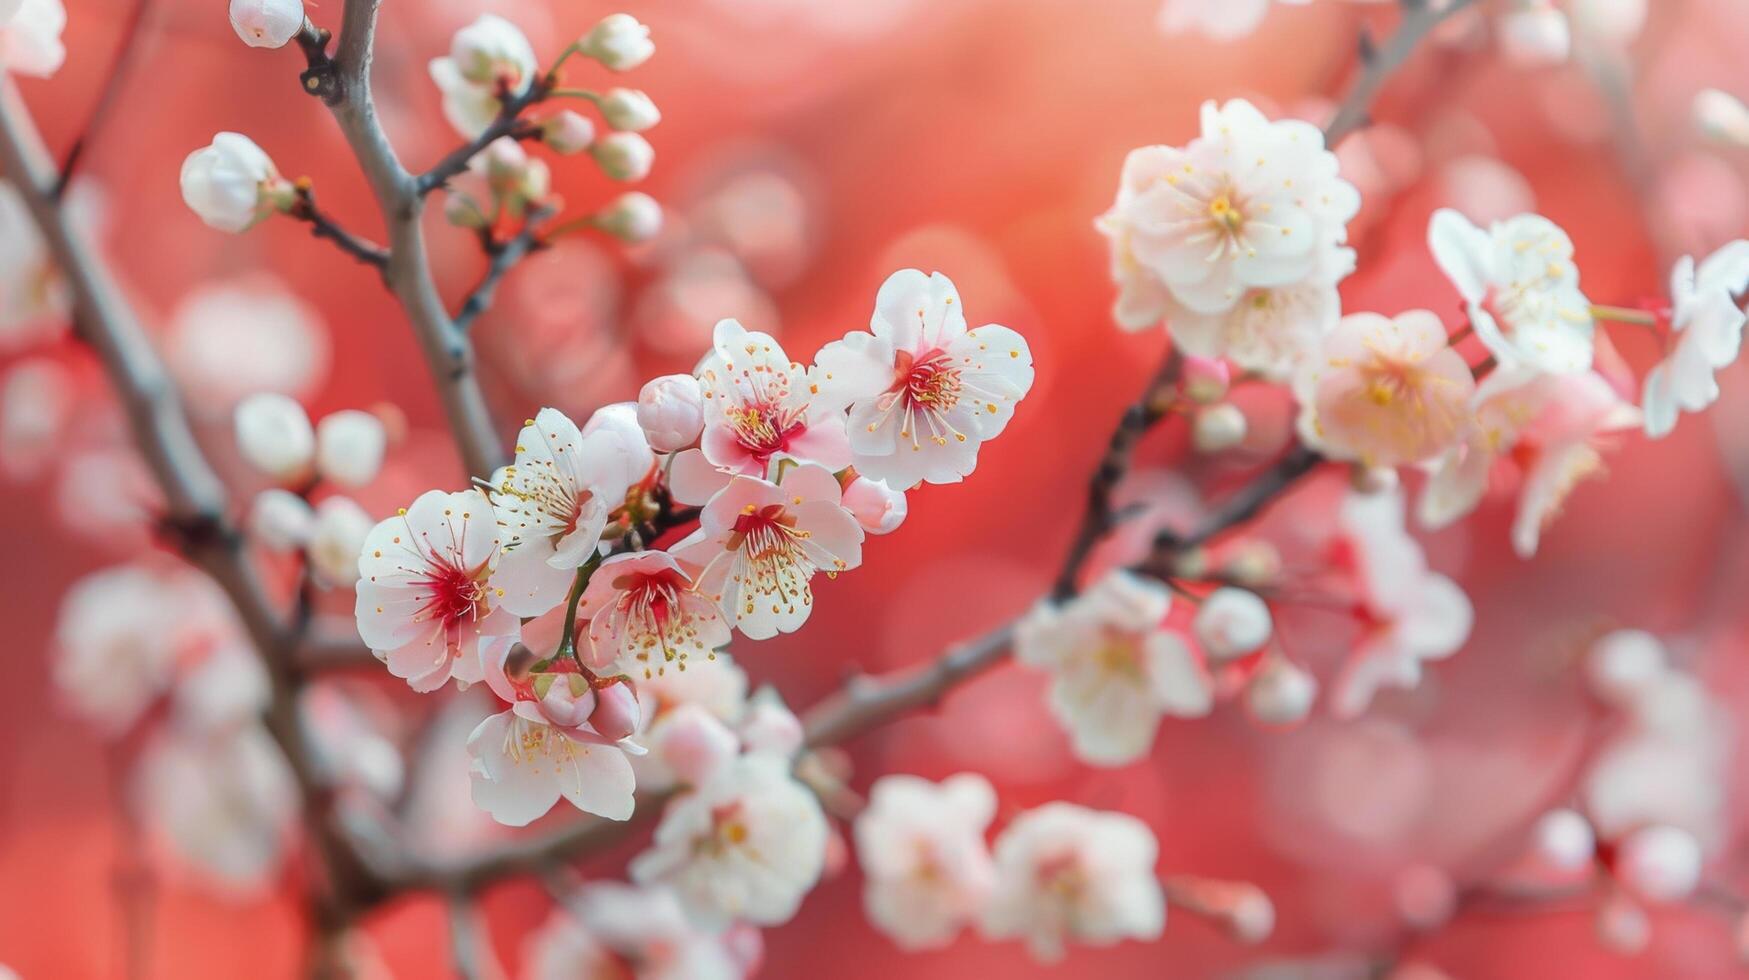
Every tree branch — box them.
[57,0,158,196]
[415,95,545,197]
[1322,0,1480,146]
[453,211,551,333]
[289,184,389,271]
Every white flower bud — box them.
[1585,629,1667,707]
[1569,0,1646,45]
[307,496,373,588]
[1694,89,1749,147]
[591,131,654,182]
[841,476,907,535]
[1616,825,1703,904]
[595,191,663,242]
[1530,808,1595,874]
[444,190,490,229]
[248,488,314,551]
[1194,587,1272,661]
[1595,891,1650,954]
[599,88,661,131]
[450,13,536,90]
[180,133,289,234]
[636,373,705,452]
[580,13,653,71]
[234,392,314,481]
[314,410,386,488]
[476,136,530,188]
[1191,403,1247,453]
[229,0,304,49]
[541,110,596,154]
[1498,6,1571,66]
[1244,655,1316,725]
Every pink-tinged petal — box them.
[792,500,864,572]
[954,324,1034,439]
[1144,632,1214,717]
[784,415,851,471]
[1511,442,1605,558]
[774,460,844,506]
[1417,443,1493,529]
[869,269,933,351]
[553,738,637,820]
[549,495,610,569]
[668,447,733,506]
[811,333,895,417]
[481,633,521,705]
[700,418,762,476]
[354,578,428,650]
[383,627,458,693]
[1401,574,1472,657]
[491,537,573,618]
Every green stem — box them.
[539,214,599,242]
[543,42,582,82]
[1588,304,1658,327]
[545,87,604,103]
[556,552,604,671]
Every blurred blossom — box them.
[579,12,655,71]
[163,277,330,416]
[1267,718,1434,865]
[698,0,919,40]
[428,14,536,138]
[633,653,750,792]
[0,180,68,351]
[1643,241,1749,438]
[0,357,72,478]
[1568,0,1647,45]
[307,495,373,588]
[1694,88,1749,146]
[314,409,388,487]
[480,239,631,412]
[1156,0,1308,41]
[1436,155,1536,224]
[523,882,755,980]
[686,166,815,288]
[234,391,316,482]
[1496,2,1571,66]
[0,0,64,77]
[853,772,997,950]
[54,446,160,548]
[303,683,406,801]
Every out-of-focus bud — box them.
[180,133,292,233]
[1221,540,1280,589]
[1531,808,1596,874]
[580,13,654,71]
[1350,464,1399,495]
[248,488,314,551]
[599,88,661,132]
[1585,629,1667,708]
[308,496,373,588]
[591,132,655,182]
[582,401,657,482]
[1568,0,1646,46]
[541,110,596,155]
[1191,402,1247,453]
[841,476,907,535]
[739,691,803,758]
[1245,654,1316,725]
[1193,587,1272,661]
[636,373,705,452]
[1694,89,1749,147]
[595,191,663,243]
[589,680,642,742]
[235,392,315,481]
[1181,355,1230,404]
[1165,877,1274,945]
[1497,4,1571,66]
[1616,825,1703,904]
[314,410,386,488]
[512,159,552,214]
[1394,864,1458,931]
[654,703,741,786]
[1227,884,1275,944]
[1595,890,1650,954]
[451,13,536,89]
[229,0,304,49]
[444,190,490,229]
[478,136,531,189]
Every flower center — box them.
[608,572,719,677]
[416,558,490,628]
[726,404,803,460]
[1209,193,1244,230]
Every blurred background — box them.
[6,0,1749,975]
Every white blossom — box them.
[523,882,753,980]
[1155,0,1309,41]
[248,488,315,551]
[464,705,637,825]
[429,15,536,138]
[164,277,329,414]
[1615,825,1703,904]
[308,496,373,588]
[1191,402,1248,453]
[1643,241,1749,438]
[1428,208,1595,375]
[1694,89,1749,147]
[1193,587,1272,661]
[0,0,64,77]
[854,773,997,950]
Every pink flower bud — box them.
[841,476,907,535]
[588,680,642,742]
[739,695,803,758]
[655,704,740,786]
[541,111,596,155]
[596,191,663,243]
[636,374,705,452]
[229,0,304,49]
[534,673,596,729]
[1181,355,1230,404]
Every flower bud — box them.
[229,0,304,49]
[1531,808,1595,874]
[1194,587,1272,661]
[1191,403,1247,453]
[534,673,598,730]
[1595,891,1650,954]
[1181,355,1230,404]
[599,88,661,131]
[477,136,531,189]
[636,373,705,452]
[1616,825,1702,904]
[589,679,642,742]
[1220,540,1280,589]
[314,410,386,488]
[739,692,803,758]
[591,132,655,182]
[248,488,314,551]
[1244,655,1316,725]
[308,496,373,588]
[180,133,289,234]
[841,476,907,535]
[580,13,654,71]
[1498,5,1571,67]
[541,110,596,155]
[1569,0,1646,45]
[450,13,536,90]
[1585,629,1666,708]
[655,703,741,786]
[596,191,663,242]
[1694,89,1749,147]
[444,190,490,229]
[235,392,315,481]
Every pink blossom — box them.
[574,550,732,676]
[692,317,849,485]
[853,773,997,950]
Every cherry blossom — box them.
[488,408,644,618]
[229,0,303,49]
[593,131,656,182]
[980,802,1166,961]
[180,133,293,233]
[540,110,596,155]
[249,487,315,551]
[574,550,731,676]
[811,269,1034,488]
[0,182,67,351]
[1167,274,1347,381]
[629,753,828,926]
[163,277,330,414]
[840,474,907,535]
[429,15,537,138]
[633,652,750,790]
[1328,487,1472,718]
[1643,241,1749,438]
[0,0,63,77]
[1155,0,1308,41]
[1015,570,1212,766]
[580,12,654,71]
[54,564,219,733]
[1097,100,1360,326]
[1295,310,1476,468]
[599,88,662,132]
[355,489,513,692]
[464,700,638,825]
[598,190,664,242]
[523,882,755,980]
[853,773,998,950]
[1428,209,1596,375]
[670,462,863,640]
[686,318,849,489]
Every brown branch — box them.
[415,95,546,197]
[288,184,389,271]
[453,209,551,332]
[56,0,158,196]
[1322,0,1481,147]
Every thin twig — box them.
[289,184,390,271]
[1322,0,1480,146]
[453,210,551,332]
[415,94,545,197]
[56,0,159,196]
